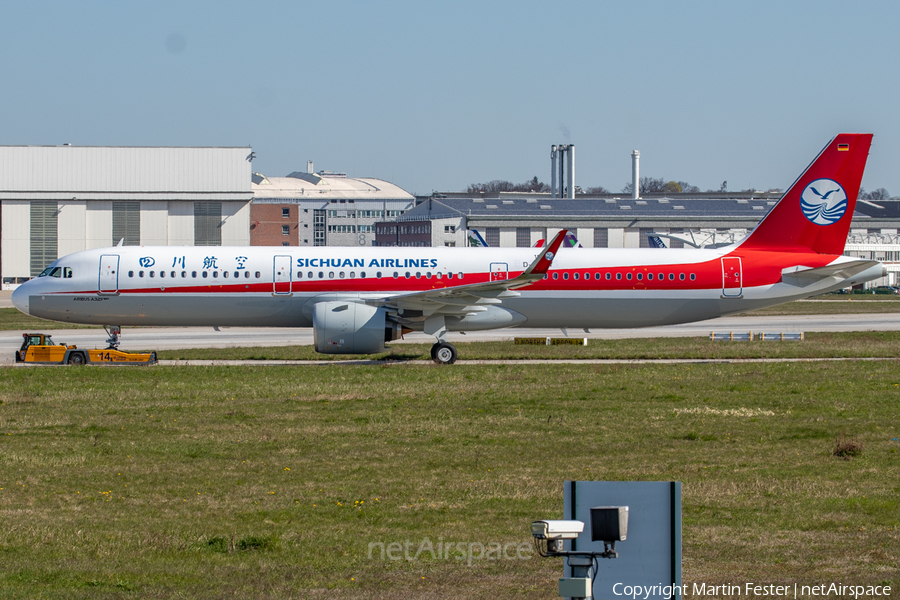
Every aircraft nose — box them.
[11,285,29,315]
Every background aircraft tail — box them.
[534,232,582,248]
[468,229,489,247]
[738,133,872,255]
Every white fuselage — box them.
[11,244,883,331]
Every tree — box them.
[859,187,891,200]
[467,180,514,194]
[585,185,609,194]
[622,176,665,194]
[466,177,550,194]
[622,177,698,195]
[642,177,668,193]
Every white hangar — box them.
[0,145,253,282]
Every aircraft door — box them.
[490,262,509,281]
[273,255,292,295]
[99,254,120,294]
[721,257,742,297]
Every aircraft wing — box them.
[368,229,568,317]
[781,259,881,287]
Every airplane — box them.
[12,134,885,364]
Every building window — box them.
[112,201,140,246]
[516,227,531,248]
[594,228,608,248]
[194,202,222,246]
[282,207,290,218]
[282,225,290,235]
[639,228,653,249]
[313,209,326,246]
[30,201,58,277]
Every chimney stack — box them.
[550,144,575,198]
[550,146,558,199]
[631,150,640,199]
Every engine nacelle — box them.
[313,301,390,355]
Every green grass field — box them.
[1,362,898,599]
[155,331,900,362]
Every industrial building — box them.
[0,145,253,283]
[374,193,900,285]
[376,192,780,248]
[250,166,415,247]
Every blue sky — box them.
[2,1,897,196]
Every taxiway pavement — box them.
[2,313,900,361]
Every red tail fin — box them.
[739,134,872,254]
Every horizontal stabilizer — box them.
[781,260,881,287]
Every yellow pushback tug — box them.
[16,327,157,365]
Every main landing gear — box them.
[424,315,457,365]
[430,341,458,365]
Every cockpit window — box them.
[38,266,55,277]
[63,267,73,278]
[49,267,62,278]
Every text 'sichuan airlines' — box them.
[12,134,885,363]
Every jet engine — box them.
[313,301,398,355]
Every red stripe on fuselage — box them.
[49,251,837,296]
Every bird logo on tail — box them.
[800,178,848,225]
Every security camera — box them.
[531,520,584,554]
[531,520,585,540]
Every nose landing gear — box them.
[104,325,122,350]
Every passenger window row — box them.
[128,270,262,279]
[294,271,465,280]
[545,271,697,282]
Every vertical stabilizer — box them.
[739,134,872,254]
